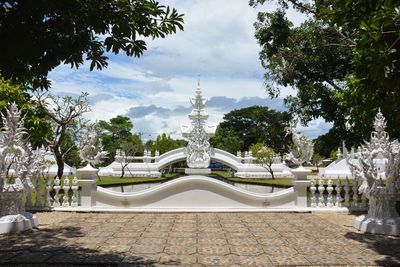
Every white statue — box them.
[284,120,314,166]
[79,123,107,166]
[182,83,215,169]
[349,110,400,235]
[0,103,46,233]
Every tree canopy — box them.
[213,106,292,154]
[0,0,184,89]
[251,0,400,145]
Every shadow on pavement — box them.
[0,225,177,266]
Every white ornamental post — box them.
[285,119,313,208]
[77,123,107,208]
[77,164,98,207]
[291,166,311,208]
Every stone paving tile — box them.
[130,244,165,254]
[233,255,274,266]
[198,238,227,245]
[198,245,230,255]
[159,253,198,265]
[1,211,400,266]
[197,254,235,266]
[164,245,197,255]
[268,254,311,265]
[167,237,197,245]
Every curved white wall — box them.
[95,175,296,210]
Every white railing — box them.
[309,176,367,210]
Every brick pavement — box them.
[0,212,399,266]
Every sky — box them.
[47,0,332,141]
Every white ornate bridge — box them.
[99,147,292,178]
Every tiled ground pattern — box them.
[0,212,399,266]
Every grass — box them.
[96,173,180,187]
[211,171,293,187]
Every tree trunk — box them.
[269,165,275,179]
[120,164,126,178]
[53,147,64,178]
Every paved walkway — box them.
[0,212,399,266]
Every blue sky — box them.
[48,0,332,140]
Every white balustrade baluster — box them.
[63,176,70,207]
[344,176,350,207]
[310,179,317,208]
[352,178,358,208]
[71,175,79,207]
[53,176,61,207]
[335,177,342,207]
[35,174,42,207]
[318,178,325,207]
[326,178,334,208]
[45,173,51,207]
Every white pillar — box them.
[291,166,311,208]
[77,164,98,208]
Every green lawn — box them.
[96,173,181,187]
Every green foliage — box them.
[251,0,400,143]
[210,128,244,154]
[152,133,186,154]
[0,0,184,89]
[250,143,277,179]
[99,116,142,165]
[215,106,292,154]
[60,132,81,167]
[0,78,50,147]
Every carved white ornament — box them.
[79,123,107,166]
[0,103,45,228]
[183,84,214,169]
[284,120,314,166]
[348,109,400,235]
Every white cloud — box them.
[47,0,328,141]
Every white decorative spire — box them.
[181,82,217,169]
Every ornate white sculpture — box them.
[348,110,400,235]
[79,123,107,166]
[284,120,314,166]
[182,83,216,169]
[0,103,46,233]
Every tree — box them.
[216,106,292,154]
[251,0,400,143]
[116,140,139,178]
[210,128,244,154]
[99,116,142,165]
[250,143,277,179]
[311,153,324,171]
[0,0,184,89]
[37,92,90,178]
[0,78,50,147]
[152,133,186,154]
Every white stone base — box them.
[185,168,211,175]
[354,214,400,236]
[0,212,38,234]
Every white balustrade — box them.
[318,178,325,207]
[326,178,333,207]
[53,176,61,207]
[344,177,350,207]
[71,175,79,207]
[62,177,70,207]
[335,177,342,207]
[310,179,317,208]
